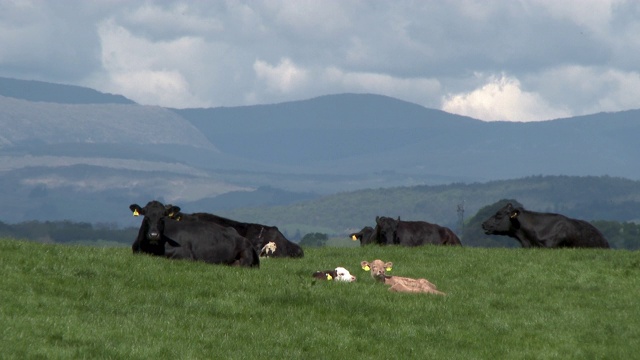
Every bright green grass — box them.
[1,238,639,359]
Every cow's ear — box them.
[165,206,181,217]
[384,262,393,272]
[510,209,520,219]
[130,204,143,217]
[326,273,333,281]
[361,261,370,271]
[351,234,358,241]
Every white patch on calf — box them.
[260,241,277,257]
[334,267,356,282]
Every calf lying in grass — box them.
[361,259,445,295]
[312,267,357,282]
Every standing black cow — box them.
[169,211,304,258]
[481,203,610,248]
[130,201,260,267]
[349,226,376,246]
[374,216,462,246]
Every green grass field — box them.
[1,238,639,359]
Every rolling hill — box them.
[1,76,639,227]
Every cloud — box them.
[93,19,210,108]
[441,75,571,121]
[525,65,640,116]
[247,62,442,109]
[0,1,102,81]
[253,58,309,93]
[535,0,621,34]
[2,1,640,120]
[258,1,351,37]
[121,2,224,39]
[323,67,441,108]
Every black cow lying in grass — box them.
[130,201,259,267]
[481,203,610,248]
[168,209,303,258]
[374,216,462,246]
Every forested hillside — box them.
[215,175,640,237]
[4,175,640,250]
[2,78,640,228]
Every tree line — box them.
[0,215,638,250]
[0,220,137,246]
[221,175,640,238]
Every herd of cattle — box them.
[129,200,610,268]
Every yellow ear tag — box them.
[326,274,333,281]
[386,267,392,272]
[351,235,357,241]
[363,265,370,271]
[133,209,139,216]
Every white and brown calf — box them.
[312,267,357,282]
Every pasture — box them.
[1,238,639,359]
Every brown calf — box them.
[360,259,445,295]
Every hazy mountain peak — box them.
[0,96,217,151]
[0,77,135,105]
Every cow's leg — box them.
[233,247,260,268]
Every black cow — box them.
[349,226,376,246]
[130,201,260,267]
[170,211,303,258]
[481,203,610,248]
[374,216,462,246]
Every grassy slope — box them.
[1,238,639,359]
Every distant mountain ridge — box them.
[1,77,640,227]
[173,94,480,166]
[0,96,215,150]
[174,93,640,181]
[0,77,135,105]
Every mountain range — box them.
[0,76,639,227]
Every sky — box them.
[1,0,640,122]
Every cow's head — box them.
[481,203,521,235]
[334,267,357,282]
[312,267,357,282]
[375,216,399,245]
[349,226,375,246]
[361,259,393,282]
[130,201,181,246]
[259,241,277,257]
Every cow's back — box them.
[438,227,463,246]
[560,218,610,248]
[516,211,610,248]
[183,212,303,257]
[395,221,441,246]
[163,220,259,266]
